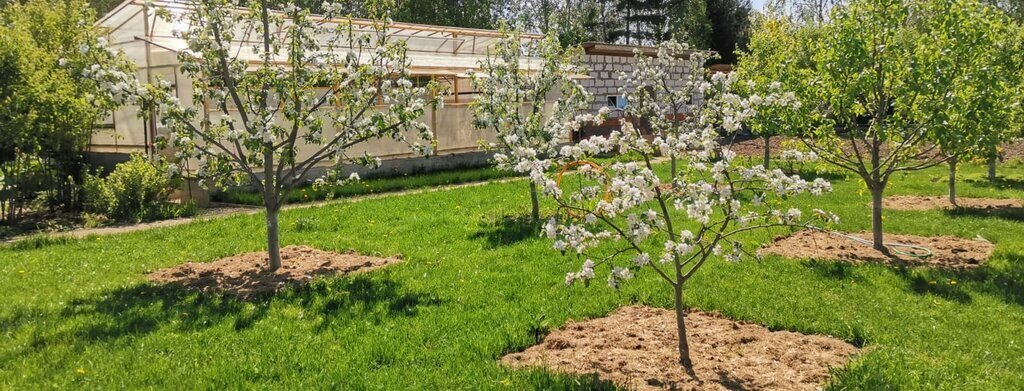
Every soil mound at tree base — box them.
[723,136,789,158]
[884,195,1024,211]
[502,305,857,391]
[148,245,401,298]
[761,230,992,270]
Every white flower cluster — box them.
[469,33,602,176]
[743,80,803,138]
[779,149,819,164]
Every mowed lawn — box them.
[2,160,1024,389]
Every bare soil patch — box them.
[148,245,402,298]
[1001,139,1024,160]
[503,305,856,391]
[884,195,1024,212]
[761,230,993,270]
[723,136,789,158]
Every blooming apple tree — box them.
[526,70,835,369]
[469,31,599,222]
[617,39,708,178]
[89,0,439,270]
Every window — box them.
[607,95,627,109]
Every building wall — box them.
[579,53,699,114]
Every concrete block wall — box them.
[579,54,702,114]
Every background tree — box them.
[469,31,596,223]
[985,0,1024,23]
[734,13,813,168]
[704,0,751,63]
[765,0,844,25]
[392,0,496,29]
[97,0,439,270]
[671,0,713,48]
[980,17,1024,182]
[0,0,132,222]
[793,0,1005,250]
[931,8,1020,204]
[548,0,711,47]
[578,0,627,43]
[613,0,684,44]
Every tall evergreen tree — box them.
[392,0,495,29]
[583,0,625,42]
[705,0,751,63]
[669,0,713,47]
[611,0,684,44]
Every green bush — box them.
[84,154,187,222]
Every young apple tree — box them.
[469,31,597,222]
[513,69,835,369]
[92,0,438,270]
[617,39,708,177]
[979,19,1024,182]
[793,0,1006,250]
[932,6,1021,205]
[734,14,813,168]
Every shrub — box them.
[84,154,182,222]
[291,216,315,232]
[81,212,109,228]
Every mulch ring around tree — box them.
[760,230,993,270]
[502,305,858,391]
[722,136,789,158]
[148,245,402,298]
[884,195,1024,212]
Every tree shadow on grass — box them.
[469,214,541,249]
[958,253,1024,307]
[6,275,441,361]
[892,268,973,304]
[888,252,1024,307]
[794,245,1024,307]
[944,206,1024,222]
[964,175,1024,191]
[802,259,866,283]
[516,369,619,390]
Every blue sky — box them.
[750,0,767,10]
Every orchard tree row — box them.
[6,0,1022,375]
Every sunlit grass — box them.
[1,160,1023,389]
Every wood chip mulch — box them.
[503,305,858,391]
[760,230,993,270]
[148,245,402,298]
[884,195,1024,212]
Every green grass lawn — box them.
[2,160,1024,389]
[213,165,518,206]
[211,153,645,206]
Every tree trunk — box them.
[987,151,997,182]
[948,156,957,206]
[870,185,885,252]
[762,135,771,169]
[673,284,693,370]
[868,135,887,253]
[529,181,540,223]
[670,156,677,178]
[266,207,282,271]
